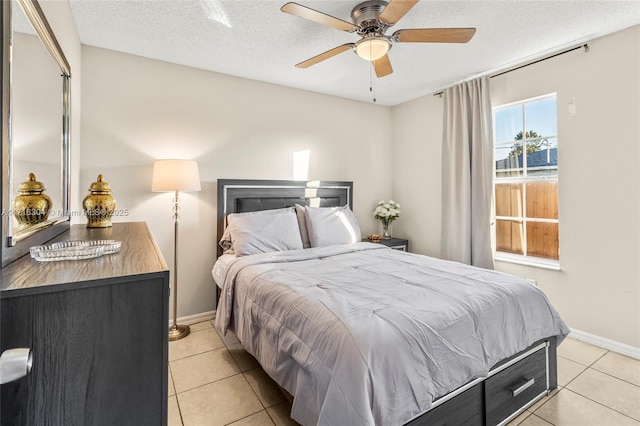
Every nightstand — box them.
[364,237,409,252]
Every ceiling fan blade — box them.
[295,44,355,68]
[281,2,357,32]
[373,54,393,78]
[393,28,477,43]
[378,0,418,25]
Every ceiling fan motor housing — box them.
[351,0,389,34]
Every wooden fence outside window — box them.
[495,181,559,260]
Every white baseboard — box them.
[570,328,640,360]
[169,310,216,327]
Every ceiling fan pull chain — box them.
[369,59,376,103]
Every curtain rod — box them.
[433,43,589,97]
[491,44,589,78]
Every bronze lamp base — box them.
[168,324,190,341]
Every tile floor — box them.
[169,321,640,426]
[169,320,297,426]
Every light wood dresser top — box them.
[1,222,169,297]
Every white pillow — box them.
[304,205,362,248]
[227,208,303,256]
[294,204,311,249]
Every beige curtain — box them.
[441,77,495,269]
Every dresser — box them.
[0,222,169,426]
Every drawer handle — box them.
[510,378,535,397]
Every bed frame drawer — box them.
[406,385,483,426]
[485,346,548,425]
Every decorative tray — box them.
[30,240,122,262]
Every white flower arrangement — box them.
[374,200,401,226]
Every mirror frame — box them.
[1,0,71,267]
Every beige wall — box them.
[392,25,640,349]
[80,46,393,318]
[391,95,443,257]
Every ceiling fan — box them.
[281,0,476,78]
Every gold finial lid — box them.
[88,174,112,193]
[19,172,46,193]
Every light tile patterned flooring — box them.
[169,321,640,426]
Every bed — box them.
[213,179,569,426]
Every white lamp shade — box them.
[151,159,201,192]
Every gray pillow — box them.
[294,204,311,249]
[227,208,303,256]
[304,205,362,248]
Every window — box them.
[493,94,559,267]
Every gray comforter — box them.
[215,243,569,426]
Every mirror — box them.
[1,0,71,266]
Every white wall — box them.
[392,25,640,349]
[80,46,393,318]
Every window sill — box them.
[495,253,561,271]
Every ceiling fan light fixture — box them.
[355,38,390,61]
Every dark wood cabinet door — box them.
[1,278,167,426]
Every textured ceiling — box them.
[68,0,640,106]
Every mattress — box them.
[215,243,569,426]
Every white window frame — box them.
[493,93,560,270]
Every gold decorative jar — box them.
[13,172,53,230]
[82,174,116,228]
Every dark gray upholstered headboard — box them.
[216,179,353,256]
